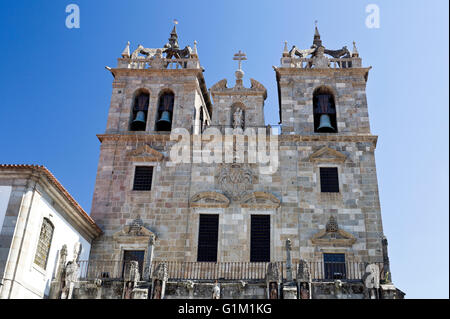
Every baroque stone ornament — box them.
[153,263,168,282]
[310,216,356,246]
[124,260,140,283]
[266,262,281,283]
[297,259,311,282]
[217,164,253,201]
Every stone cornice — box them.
[110,67,203,78]
[274,66,372,79]
[210,78,267,100]
[0,165,103,239]
[97,133,378,147]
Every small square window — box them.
[133,166,153,191]
[320,167,339,193]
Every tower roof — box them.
[313,21,322,48]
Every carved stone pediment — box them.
[190,192,230,208]
[310,216,356,246]
[127,145,164,162]
[241,192,280,209]
[113,217,156,243]
[309,147,347,163]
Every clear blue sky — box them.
[0,0,448,298]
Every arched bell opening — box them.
[313,86,337,133]
[155,91,174,132]
[130,90,150,131]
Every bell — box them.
[317,114,335,132]
[130,111,146,131]
[156,111,172,131]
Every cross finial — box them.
[233,50,247,71]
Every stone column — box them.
[297,259,312,299]
[285,239,292,282]
[382,236,391,283]
[151,263,168,299]
[143,234,155,281]
[266,262,281,299]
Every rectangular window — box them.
[122,250,145,277]
[250,215,270,262]
[197,214,219,262]
[323,253,346,280]
[320,167,339,193]
[133,166,153,191]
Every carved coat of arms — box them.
[217,164,253,201]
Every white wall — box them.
[0,186,12,233]
[11,191,91,299]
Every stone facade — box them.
[82,25,403,299]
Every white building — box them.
[0,165,102,299]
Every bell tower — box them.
[89,24,212,262]
[275,24,368,135]
[274,25,387,267]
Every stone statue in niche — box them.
[232,108,244,129]
[300,282,310,299]
[153,279,162,299]
[212,280,221,299]
[123,281,134,299]
[269,282,278,299]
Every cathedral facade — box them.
[58,25,403,299]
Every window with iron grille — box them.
[250,215,270,262]
[133,166,153,191]
[320,167,339,193]
[122,250,145,278]
[324,253,346,280]
[197,214,219,262]
[34,218,54,269]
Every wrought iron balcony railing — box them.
[78,260,385,282]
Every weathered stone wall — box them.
[105,69,206,134]
[72,279,402,299]
[89,53,385,272]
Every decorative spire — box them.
[121,41,130,58]
[167,19,179,49]
[282,40,289,57]
[191,40,198,58]
[352,41,359,57]
[313,20,322,48]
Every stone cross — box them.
[285,238,292,281]
[233,50,247,71]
